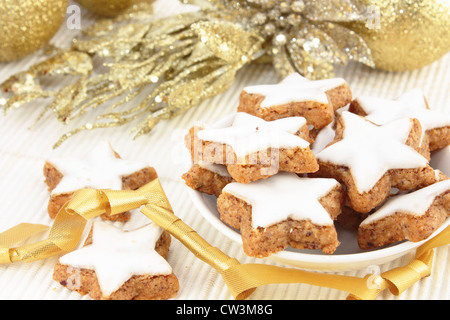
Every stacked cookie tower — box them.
[183,73,450,258]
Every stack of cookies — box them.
[44,140,179,300]
[183,73,450,258]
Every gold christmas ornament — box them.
[0,0,69,62]
[75,0,135,17]
[345,0,450,71]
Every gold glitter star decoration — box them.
[0,0,374,147]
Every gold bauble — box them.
[345,0,450,71]
[76,0,134,17]
[0,0,69,62]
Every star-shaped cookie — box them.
[198,112,310,158]
[188,112,318,183]
[358,179,450,249]
[238,72,352,129]
[44,140,157,220]
[350,88,450,152]
[46,140,151,195]
[315,111,436,213]
[217,173,344,257]
[182,161,234,197]
[54,221,178,300]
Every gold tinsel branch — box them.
[0,0,374,148]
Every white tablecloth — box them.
[0,1,448,300]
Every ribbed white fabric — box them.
[0,0,448,300]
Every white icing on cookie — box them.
[197,161,231,177]
[312,123,335,154]
[47,140,150,195]
[223,172,339,228]
[361,179,450,225]
[316,111,429,193]
[197,112,310,158]
[59,221,172,298]
[243,72,345,107]
[354,88,450,140]
[311,105,348,154]
[431,146,450,177]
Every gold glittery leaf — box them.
[294,24,348,65]
[1,91,54,114]
[300,51,335,80]
[0,51,92,91]
[167,63,236,110]
[0,51,93,115]
[191,20,263,63]
[287,44,335,80]
[318,22,375,68]
[271,45,295,78]
[171,42,216,74]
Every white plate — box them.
[187,187,450,272]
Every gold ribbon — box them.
[0,178,448,300]
[141,197,450,300]
[0,182,155,264]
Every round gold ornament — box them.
[345,0,450,71]
[0,0,69,63]
[75,0,135,17]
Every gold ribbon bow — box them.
[0,178,448,300]
[0,183,155,264]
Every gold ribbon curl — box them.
[0,178,449,300]
[0,182,154,264]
